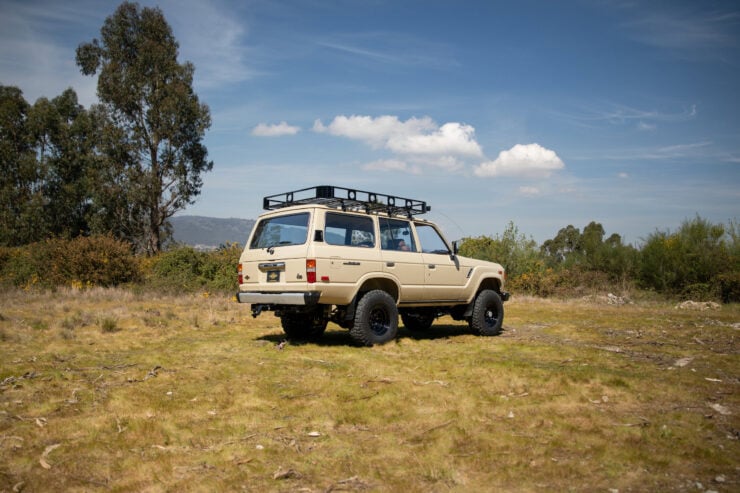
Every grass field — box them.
[1,289,738,492]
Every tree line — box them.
[0,2,211,255]
[459,218,739,302]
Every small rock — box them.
[307,431,321,437]
[714,474,726,483]
[674,357,693,368]
[708,403,732,416]
[675,301,721,311]
[607,293,625,305]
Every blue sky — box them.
[1,0,738,244]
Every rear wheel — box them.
[469,290,504,336]
[280,309,328,341]
[350,290,398,346]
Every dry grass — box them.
[1,289,738,492]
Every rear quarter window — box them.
[325,212,375,247]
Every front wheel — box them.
[469,290,504,336]
[350,290,398,346]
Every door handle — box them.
[428,264,436,269]
[386,262,395,267]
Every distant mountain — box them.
[170,215,255,249]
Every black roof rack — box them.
[263,185,430,218]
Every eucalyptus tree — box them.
[0,86,47,245]
[76,1,212,254]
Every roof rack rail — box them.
[263,185,430,217]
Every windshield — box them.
[249,212,310,249]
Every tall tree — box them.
[28,88,96,239]
[0,86,47,245]
[76,1,212,254]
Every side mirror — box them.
[451,240,459,258]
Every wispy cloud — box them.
[251,121,300,137]
[0,0,102,105]
[158,0,258,88]
[315,32,459,70]
[362,159,422,175]
[474,143,566,179]
[620,7,740,62]
[518,186,541,197]
[572,141,718,161]
[552,102,697,129]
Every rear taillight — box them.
[306,259,317,284]
[238,263,243,284]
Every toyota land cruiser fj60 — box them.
[237,186,509,346]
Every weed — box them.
[99,317,119,333]
[30,319,49,330]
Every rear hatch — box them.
[239,209,313,291]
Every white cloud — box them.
[251,121,301,137]
[474,143,565,179]
[362,159,421,174]
[313,115,482,157]
[618,172,629,179]
[518,186,541,196]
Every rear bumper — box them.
[236,291,321,306]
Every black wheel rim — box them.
[369,305,390,336]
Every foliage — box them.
[638,216,736,300]
[145,243,240,293]
[76,1,213,255]
[0,86,47,246]
[541,221,638,281]
[459,221,543,279]
[0,235,140,288]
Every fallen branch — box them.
[39,443,61,469]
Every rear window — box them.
[379,218,417,252]
[325,212,375,247]
[250,212,310,249]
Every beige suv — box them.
[237,186,509,346]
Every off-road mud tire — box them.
[470,290,504,336]
[350,290,398,346]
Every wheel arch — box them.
[357,277,400,303]
[476,276,502,296]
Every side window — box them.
[325,213,375,247]
[415,223,450,254]
[250,212,310,249]
[379,218,417,252]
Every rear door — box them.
[240,211,312,290]
[379,217,425,301]
[312,211,382,284]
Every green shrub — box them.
[146,243,240,293]
[715,272,740,303]
[0,235,139,289]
